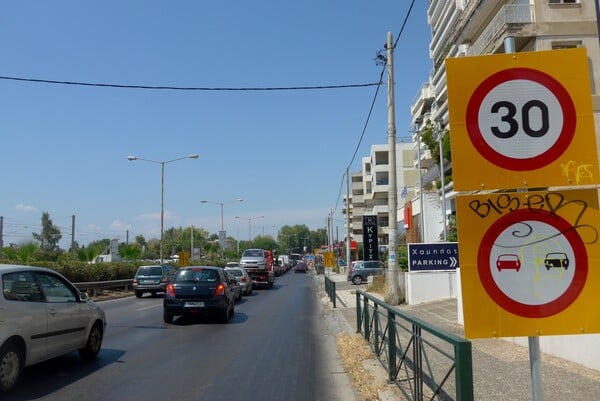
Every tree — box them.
[32,212,62,251]
[76,245,102,263]
[119,244,142,261]
[252,236,278,251]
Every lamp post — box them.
[127,154,199,263]
[201,198,243,255]
[235,215,264,247]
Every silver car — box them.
[224,267,253,296]
[0,264,106,393]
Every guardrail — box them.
[74,279,133,297]
[356,290,473,401]
[324,276,336,308]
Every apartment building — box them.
[343,142,417,251]
[409,0,600,243]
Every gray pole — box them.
[345,168,351,272]
[160,161,165,264]
[417,129,425,242]
[503,35,544,401]
[191,225,194,261]
[220,203,224,231]
[0,216,3,257]
[71,215,75,259]
[596,0,600,48]
[386,31,400,305]
[438,122,447,241]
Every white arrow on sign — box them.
[450,257,457,268]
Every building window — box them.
[552,41,582,50]
[548,0,578,4]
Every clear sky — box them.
[0,0,432,249]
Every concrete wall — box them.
[404,270,457,304]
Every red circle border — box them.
[478,209,587,318]
[466,68,576,171]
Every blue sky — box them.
[0,0,432,248]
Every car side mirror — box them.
[80,291,90,302]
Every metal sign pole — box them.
[529,336,544,401]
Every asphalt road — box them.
[4,271,357,401]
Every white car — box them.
[224,267,254,296]
[0,264,107,393]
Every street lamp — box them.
[127,154,199,263]
[201,198,243,255]
[235,215,264,247]
[200,199,244,231]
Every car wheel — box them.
[229,301,235,317]
[0,342,22,393]
[219,305,230,324]
[163,311,173,324]
[135,290,143,298]
[237,291,242,301]
[79,322,103,360]
[150,291,157,297]
[352,275,363,285]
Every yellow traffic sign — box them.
[323,251,335,268]
[456,189,600,338]
[446,48,599,191]
[178,251,190,267]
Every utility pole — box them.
[71,215,75,259]
[0,216,3,257]
[386,31,401,305]
[345,168,351,272]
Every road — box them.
[4,271,357,401]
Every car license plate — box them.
[184,301,205,307]
[142,280,155,284]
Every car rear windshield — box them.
[137,266,163,276]
[227,270,243,277]
[174,269,218,283]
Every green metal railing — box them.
[356,290,473,401]
[324,276,336,308]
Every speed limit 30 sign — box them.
[446,48,599,191]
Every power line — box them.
[0,75,380,92]
[332,0,418,218]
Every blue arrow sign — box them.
[408,243,459,272]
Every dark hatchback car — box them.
[294,261,308,273]
[163,266,235,324]
[347,260,385,285]
[133,264,177,298]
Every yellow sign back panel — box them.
[457,189,600,338]
[446,48,599,191]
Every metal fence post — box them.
[356,291,362,333]
[374,304,379,355]
[455,341,474,401]
[332,280,336,308]
[413,325,423,400]
[388,311,396,381]
[364,297,370,340]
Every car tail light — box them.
[241,277,247,283]
[214,283,226,296]
[166,283,175,297]
[160,277,169,283]
[133,278,138,284]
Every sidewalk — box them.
[319,272,600,401]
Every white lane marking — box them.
[136,303,163,311]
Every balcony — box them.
[468,4,534,56]
[410,82,436,117]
